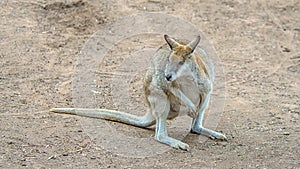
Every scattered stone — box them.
[282,46,291,52]
[62,152,69,156]
[283,132,290,135]
[47,155,56,160]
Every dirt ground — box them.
[1,0,299,168]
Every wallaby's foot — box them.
[155,136,190,151]
[191,127,227,141]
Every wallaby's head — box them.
[164,35,200,82]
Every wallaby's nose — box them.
[165,74,172,81]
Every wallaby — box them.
[50,35,227,151]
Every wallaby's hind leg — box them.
[147,88,190,151]
[155,115,190,151]
[190,94,227,140]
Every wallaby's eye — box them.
[178,61,184,65]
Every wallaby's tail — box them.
[50,108,155,127]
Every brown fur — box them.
[173,46,192,58]
[192,52,209,78]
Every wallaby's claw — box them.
[209,133,227,141]
[172,141,190,151]
[178,143,190,151]
[186,103,197,118]
[187,110,197,118]
[155,135,190,151]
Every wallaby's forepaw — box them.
[187,110,197,118]
[187,105,197,118]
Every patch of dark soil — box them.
[39,0,109,35]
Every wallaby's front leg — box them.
[169,87,197,117]
[190,94,227,140]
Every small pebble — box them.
[47,155,56,160]
[283,132,290,135]
[62,152,69,156]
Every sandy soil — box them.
[0,0,299,168]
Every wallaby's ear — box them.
[164,34,180,50]
[187,35,201,53]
